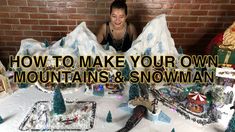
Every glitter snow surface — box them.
[19,101,96,131]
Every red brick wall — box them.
[0,0,235,67]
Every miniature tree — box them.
[44,39,49,48]
[106,111,112,123]
[171,128,175,132]
[129,83,140,100]
[71,39,79,49]
[0,116,3,124]
[206,91,213,104]
[25,49,30,55]
[16,67,29,88]
[144,48,151,56]
[226,112,235,132]
[53,86,66,114]
[60,37,65,47]
[177,46,184,54]
[104,42,110,50]
[122,60,131,81]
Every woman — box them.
[96,0,137,52]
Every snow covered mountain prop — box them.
[14,22,114,70]
[125,14,179,70]
[13,14,179,90]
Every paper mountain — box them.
[14,14,178,71]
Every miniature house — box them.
[92,84,104,96]
[187,92,207,113]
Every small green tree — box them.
[226,112,235,132]
[43,39,49,48]
[53,86,66,114]
[122,60,130,81]
[129,83,140,100]
[60,38,65,47]
[106,111,112,123]
[25,49,30,55]
[171,128,175,132]
[177,46,184,54]
[0,116,3,124]
[16,67,29,88]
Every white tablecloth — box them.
[0,86,227,132]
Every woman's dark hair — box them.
[110,0,127,15]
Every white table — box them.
[0,85,227,132]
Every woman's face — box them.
[110,8,127,29]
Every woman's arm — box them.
[96,23,106,44]
[129,23,137,41]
